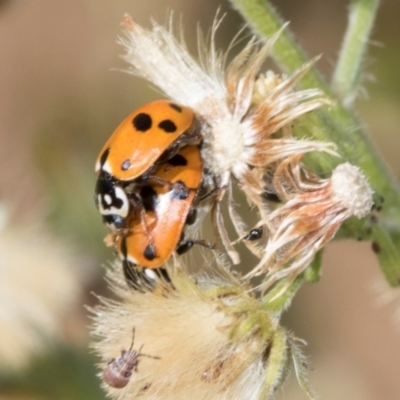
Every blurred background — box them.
[0,0,399,399]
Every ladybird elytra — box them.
[95,100,200,181]
[117,145,203,269]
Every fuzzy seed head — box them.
[331,162,374,218]
[203,119,246,175]
[90,263,313,400]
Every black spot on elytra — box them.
[169,103,182,113]
[371,241,381,254]
[144,244,157,261]
[167,154,188,167]
[121,159,131,171]
[133,113,152,131]
[158,119,177,133]
[99,148,110,167]
[370,215,378,224]
[140,186,158,212]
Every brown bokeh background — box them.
[0,1,399,399]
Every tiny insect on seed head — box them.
[102,326,160,389]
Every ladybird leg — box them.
[129,194,157,252]
[176,237,215,255]
[196,185,224,204]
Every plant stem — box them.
[332,0,380,106]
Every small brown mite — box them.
[102,326,160,388]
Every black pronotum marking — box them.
[133,113,152,131]
[95,172,123,210]
[140,186,158,212]
[167,154,188,167]
[158,119,177,133]
[143,244,157,261]
[169,103,182,113]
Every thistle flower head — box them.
[91,261,315,400]
[121,14,332,182]
[245,162,374,290]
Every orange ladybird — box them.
[95,100,201,181]
[117,145,209,273]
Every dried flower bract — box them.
[246,162,374,291]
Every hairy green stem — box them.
[332,0,380,106]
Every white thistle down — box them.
[91,262,316,400]
[0,203,82,369]
[120,14,337,263]
[245,162,374,291]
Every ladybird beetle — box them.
[95,100,201,181]
[102,326,160,389]
[94,100,201,230]
[117,145,212,270]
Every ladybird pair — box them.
[95,100,209,286]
